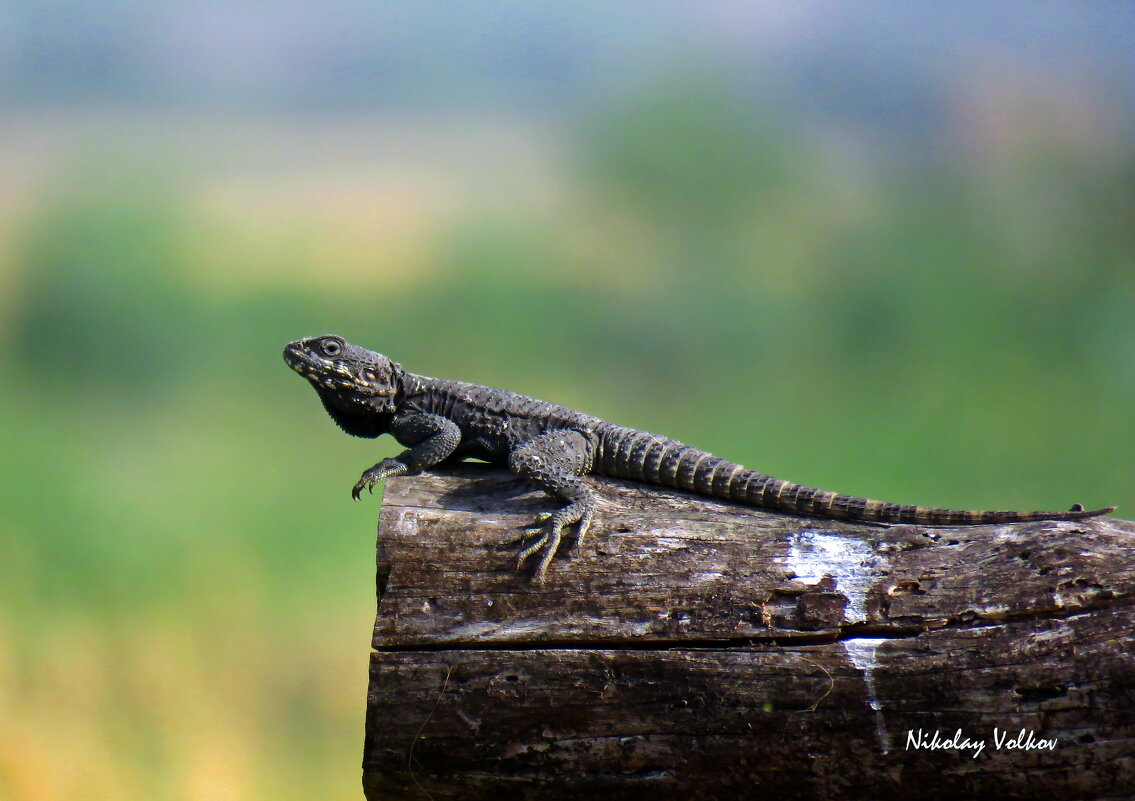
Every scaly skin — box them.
[284,335,1115,583]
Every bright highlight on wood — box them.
[363,464,1135,800]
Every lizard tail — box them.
[731,476,1115,525]
[593,426,1115,525]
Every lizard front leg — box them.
[352,413,461,500]
[507,429,597,584]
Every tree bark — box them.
[362,463,1135,800]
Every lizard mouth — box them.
[283,337,396,400]
[284,340,368,396]
[283,341,328,378]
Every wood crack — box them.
[366,465,1135,800]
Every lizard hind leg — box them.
[508,429,598,584]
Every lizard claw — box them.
[351,459,409,500]
[516,501,596,584]
[573,508,594,549]
[517,530,550,565]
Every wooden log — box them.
[362,463,1135,800]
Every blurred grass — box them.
[1,81,1133,800]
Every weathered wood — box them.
[363,463,1135,800]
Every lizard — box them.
[284,334,1115,583]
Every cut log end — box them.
[363,463,1135,801]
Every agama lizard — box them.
[284,335,1114,583]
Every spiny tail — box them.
[594,426,1115,525]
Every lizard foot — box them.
[517,502,594,584]
[351,459,408,500]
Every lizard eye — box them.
[320,338,342,357]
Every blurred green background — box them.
[1,3,1133,799]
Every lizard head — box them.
[283,335,403,417]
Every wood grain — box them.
[363,463,1135,800]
